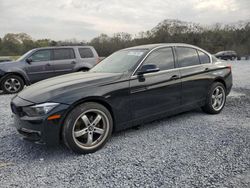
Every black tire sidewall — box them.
[62,102,113,154]
[1,75,24,94]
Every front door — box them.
[50,48,76,76]
[130,47,182,121]
[25,49,54,83]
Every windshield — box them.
[16,50,35,61]
[90,49,148,73]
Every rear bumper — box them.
[226,83,232,95]
[11,96,69,146]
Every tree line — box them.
[0,19,250,57]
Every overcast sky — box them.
[0,0,249,41]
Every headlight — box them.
[23,102,59,117]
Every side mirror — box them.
[137,64,160,75]
[26,58,32,64]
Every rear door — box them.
[175,46,211,106]
[25,49,54,83]
[130,47,182,120]
[50,48,76,76]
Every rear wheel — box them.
[62,102,113,154]
[202,82,226,114]
[1,75,24,94]
[78,68,89,72]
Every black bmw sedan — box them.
[11,43,232,154]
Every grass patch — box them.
[0,56,20,60]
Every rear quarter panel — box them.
[213,62,232,94]
[74,47,99,70]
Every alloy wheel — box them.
[72,109,109,150]
[4,78,21,93]
[211,86,225,111]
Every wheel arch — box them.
[77,67,90,72]
[75,62,93,72]
[213,77,227,89]
[0,72,28,86]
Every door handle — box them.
[170,75,179,80]
[71,61,76,64]
[204,68,210,72]
[46,63,51,66]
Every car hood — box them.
[0,61,24,73]
[0,61,16,67]
[18,72,123,104]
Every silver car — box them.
[0,46,99,94]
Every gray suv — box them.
[0,46,99,94]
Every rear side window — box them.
[53,48,75,60]
[176,47,200,67]
[143,48,175,71]
[198,50,210,64]
[78,48,94,58]
[30,50,51,62]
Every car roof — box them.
[216,50,236,53]
[34,46,93,50]
[123,43,203,51]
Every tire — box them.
[62,102,113,154]
[78,68,89,72]
[1,74,24,94]
[202,82,226,114]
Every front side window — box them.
[53,49,75,60]
[198,50,210,64]
[176,47,200,67]
[79,48,94,58]
[142,48,175,71]
[30,50,51,62]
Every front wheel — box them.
[62,102,113,154]
[202,82,226,114]
[1,75,24,94]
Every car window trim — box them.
[130,64,208,79]
[131,45,212,77]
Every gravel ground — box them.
[0,60,250,187]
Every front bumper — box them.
[11,96,69,146]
